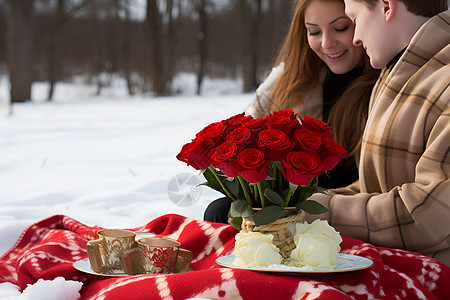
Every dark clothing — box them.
[319,66,363,189]
[204,67,364,223]
[386,47,407,69]
[322,66,363,122]
[203,197,233,224]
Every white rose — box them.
[233,231,282,267]
[294,219,342,252]
[290,232,339,270]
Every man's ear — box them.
[381,0,395,21]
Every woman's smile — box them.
[325,50,348,62]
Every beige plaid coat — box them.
[308,10,450,266]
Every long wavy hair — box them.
[258,0,380,156]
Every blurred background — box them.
[0,0,294,104]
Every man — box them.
[307,0,450,266]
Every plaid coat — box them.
[308,10,450,266]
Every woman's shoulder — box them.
[256,63,285,99]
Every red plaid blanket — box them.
[1,214,449,300]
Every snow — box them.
[0,74,253,299]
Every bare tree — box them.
[46,0,90,101]
[0,0,293,99]
[250,0,261,89]
[238,0,261,93]
[6,0,34,103]
[115,0,135,95]
[165,0,176,89]
[46,0,65,101]
[193,0,208,95]
[145,0,180,96]
[146,0,166,95]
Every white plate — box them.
[135,232,156,240]
[215,253,374,275]
[73,258,132,277]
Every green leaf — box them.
[230,217,242,230]
[202,168,224,193]
[229,199,255,218]
[289,182,298,192]
[252,206,288,226]
[273,161,282,170]
[198,181,224,194]
[258,179,270,193]
[296,200,329,215]
[290,185,317,204]
[224,179,239,196]
[263,188,284,206]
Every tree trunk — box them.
[166,0,175,90]
[196,0,207,95]
[47,0,65,101]
[115,0,134,95]
[249,0,261,89]
[6,0,34,103]
[239,0,251,93]
[146,0,166,96]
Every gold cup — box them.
[87,229,137,274]
[120,237,192,275]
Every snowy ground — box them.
[0,74,253,298]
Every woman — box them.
[204,0,380,223]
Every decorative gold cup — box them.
[87,229,137,274]
[120,237,192,275]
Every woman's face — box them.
[304,0,364,74]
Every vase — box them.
[241,210,305,259]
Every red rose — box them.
[176,136,215,170]
[266,110,301,137]
[221,113,253,139]
[281,151,324,185]
[237,148,269,183]
[226,127,255,146]
[271,109,297,119]
[222,112,252,127]
[243,117,266,132]
[210,142,239,177]
[196,121,225,142]
[257,129,295,161]
[293,129,323,152]
[319,137,348,170]
[301,116,332,137]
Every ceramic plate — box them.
[73,258,133,277]
[215,253,374,275]
[135,232,156,240]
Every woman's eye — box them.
[335,26,349,32]
[308,31,321,36]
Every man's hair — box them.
[355,0,448,17]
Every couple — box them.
[205,0,450,267]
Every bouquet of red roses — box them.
[177,110,348,228]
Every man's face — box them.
[344,0,396,69]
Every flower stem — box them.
[256,182,265,207]
[284,188,294,207]
[252,184,259,206]
[271,162,277,191]
[208,166,236,201]
[237,175,253,206]
[277,166,283,194]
